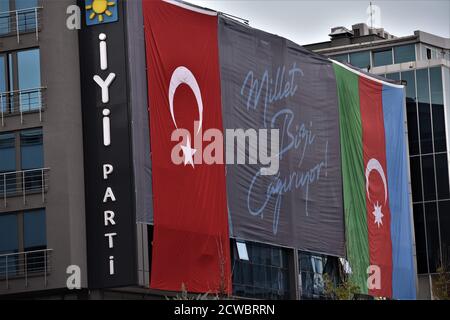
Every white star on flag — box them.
[372,202,384,228]
[180,136,197,168]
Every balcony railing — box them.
[0,7,42,42]
[0,249,53,289]
[0,87,46,126]
[1,168,50,207]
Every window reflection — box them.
[18,48,41,112]
[20,128,43,192]
[298,251,339,299]
[394,44,416,64]
[24,209,47,274]
[410,157,422,202]
[413,204,428,274]
[435,154,450,200]
[425,202,440,273]
[331,54,348,64]
[417,69,433,154]
[373,49,393,67]
[438,201,450,269]
[0,132,16,195]
[385,73,400,81]
[422,155,436,201]
[232,240,290,299]
[349,51,370,69]
[0,213,18,276]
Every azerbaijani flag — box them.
[333,62,416,299]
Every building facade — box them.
[305,24,450,300]
[0,1,435,300]
[0,0,346,300]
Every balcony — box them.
[1,168,50,207]
[0,249,53,289]
[0,7,42,43]
[1,87,46,126]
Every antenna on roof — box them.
[370,2,373,30]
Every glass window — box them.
[439,201,450,268]
[417,69,430,103]
[232,241,290,299]
[20,128,43,170]
[24,209,46,251]
[429,67,443,105]
[18,48,41,112]
[435,154,450,200]
[0,213,18,254]
[0,132,15,172]
[418,102,432,154]
[413,204,428,274]
[331,54,348,63]
[430,67,446,152]
[425,202,441,273]
[349,51,370,69]
[385,72,400,81]
[373,49,393,67]
[0,0,11,35]
[24,208,47,274]
[406,102,419,156]
[417,69,433,154]
[15,0,38,32]
[401,70,416,100]
[422,155,436,201]
[20,128,43,193]
[402,71,419,155]
[298,251,339,299]
[432,104,446,153]
[410,157,422,202]
[0,56,6,113]
[0,132,16,195]
[394,44,416,64]
[15,0,38,10]
[0,213,18,276]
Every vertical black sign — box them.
[78,0,137,288]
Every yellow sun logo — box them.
[86,0,116,23]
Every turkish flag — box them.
[143,0,231,293]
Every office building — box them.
[305,23,450,299]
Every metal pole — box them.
[3,173,6,208]
[15,11,19,43]
[5,255,8,289]
[25,252,28,288]
[20,93,23,124]
[22,171,25,205]
[39,90,42,122]
[1,95,4,126]
[44,250,47,286]
[35,8,38,41]
[41,169,44,202]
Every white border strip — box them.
[331,59,405,89]
[163,0,217,16]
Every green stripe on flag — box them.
[333,64,369,294]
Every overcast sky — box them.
[186,0,450,45]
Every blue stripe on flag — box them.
[382,84,417,299]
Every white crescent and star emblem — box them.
[365,158,388,228]
[168,66,204,168]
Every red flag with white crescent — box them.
[143,0,231,293]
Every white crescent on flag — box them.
[168,66,203,134]
[365,158,388,204]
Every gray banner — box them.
[219,17,344,256]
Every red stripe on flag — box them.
[359,77,393,297]
[143,0,231,294]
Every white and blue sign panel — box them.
[85,0,119,26]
